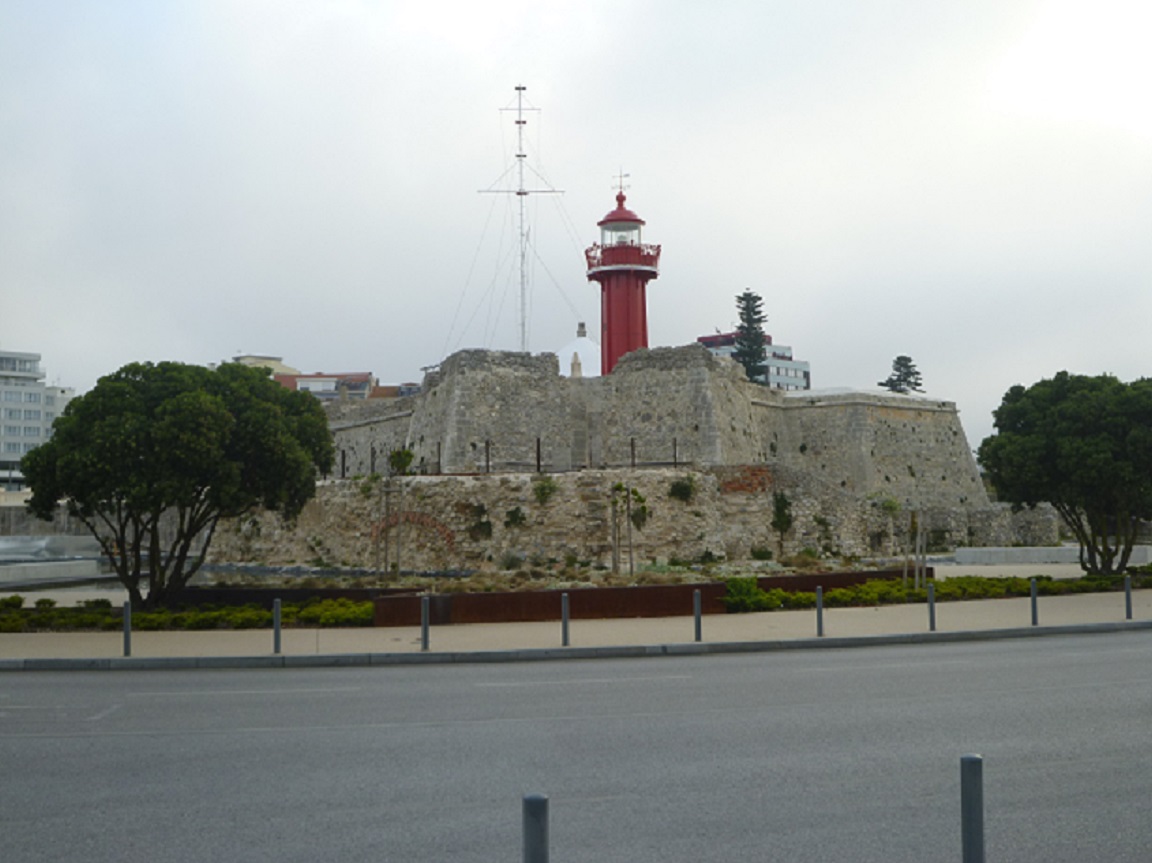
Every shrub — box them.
[224,606,272,629]
[750,546,773,561]
[358,473,382,497]
[0,595,24,610]
[822,588,856,608]
[504,506,527,528]
[782,591,817,609]
[669,477,695,503]
[721,577,783,613]
[296,599,373,627]
[499,551,526,571]
[134,610,174,631]
[720,578,791,613]
[388,448,414,476]
[467,504,493,540]
[533,476,559,505]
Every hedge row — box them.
[0,597,373,633]
[720,574,1152,613]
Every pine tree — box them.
[733,290,768,382]
[878,355,924,394]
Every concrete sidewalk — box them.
[2,584,1150,669]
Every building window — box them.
[23,426,40,437]
[24,409,41,421]
[24,392,40,403]
[45,395,56,407]
[3,442,19,453]
[4,408,19,420]
[3,425,19,437]
[45,411,54,422]
[2,391,19,403]
[22,442,37,453]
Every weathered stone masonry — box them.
[327,344,986,509]
[208,345,1057,570]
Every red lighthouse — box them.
[585,191,661,374]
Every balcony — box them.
[585,242,661,274]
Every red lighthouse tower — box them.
[585,191,661,374]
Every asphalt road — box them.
[1,632,1150,862]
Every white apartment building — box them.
[696,332,811,391]
[0,348,74,490]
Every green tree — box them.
[771,491,793,558]
[22,361,334,608]
[732,290,768,382]
[977,372,1152,575]
[388,447,414,476]
[878,355,924,394]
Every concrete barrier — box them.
[954,546,1152,566]
[0,559,101,585]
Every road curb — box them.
[3,618,1152,671]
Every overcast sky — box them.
[2,0,1149,448]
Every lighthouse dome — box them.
[597,191,645,227]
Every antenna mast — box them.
[479,85,562,352]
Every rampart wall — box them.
[326,345,986,508]
[207,468,1057,573]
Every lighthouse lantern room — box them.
[584,191,661,374]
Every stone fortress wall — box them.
[327,344,987,512]
[207,345,1058,571]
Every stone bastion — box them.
[207,346,1056,570]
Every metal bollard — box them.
[561,593,570,647]
[523,794,549,863]
[122,600,132,658]
[1125,574,1133,620]
[960,754,985,863]
[273,598,282,655]
[928,582,936,632]
[816,586,824,637]
[1030,577,1039,627]
[693,589,702,643]
[421,595,430,652]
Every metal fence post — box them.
[421,595,430,652]
[1125,574,1133,620]
[928,582,936,632]
[273,598,282,655]
[1030,577,1039,626]
[561,593,570,647]
[122,600,131,658]
[523,793,549,863]
[693,589,702,643]
[816,586,824,637]
[961,754,985,863]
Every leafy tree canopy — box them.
[22,361,334,608]
[878,355,923,394]
[733,289,768,382]
[977,372,1152,575]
